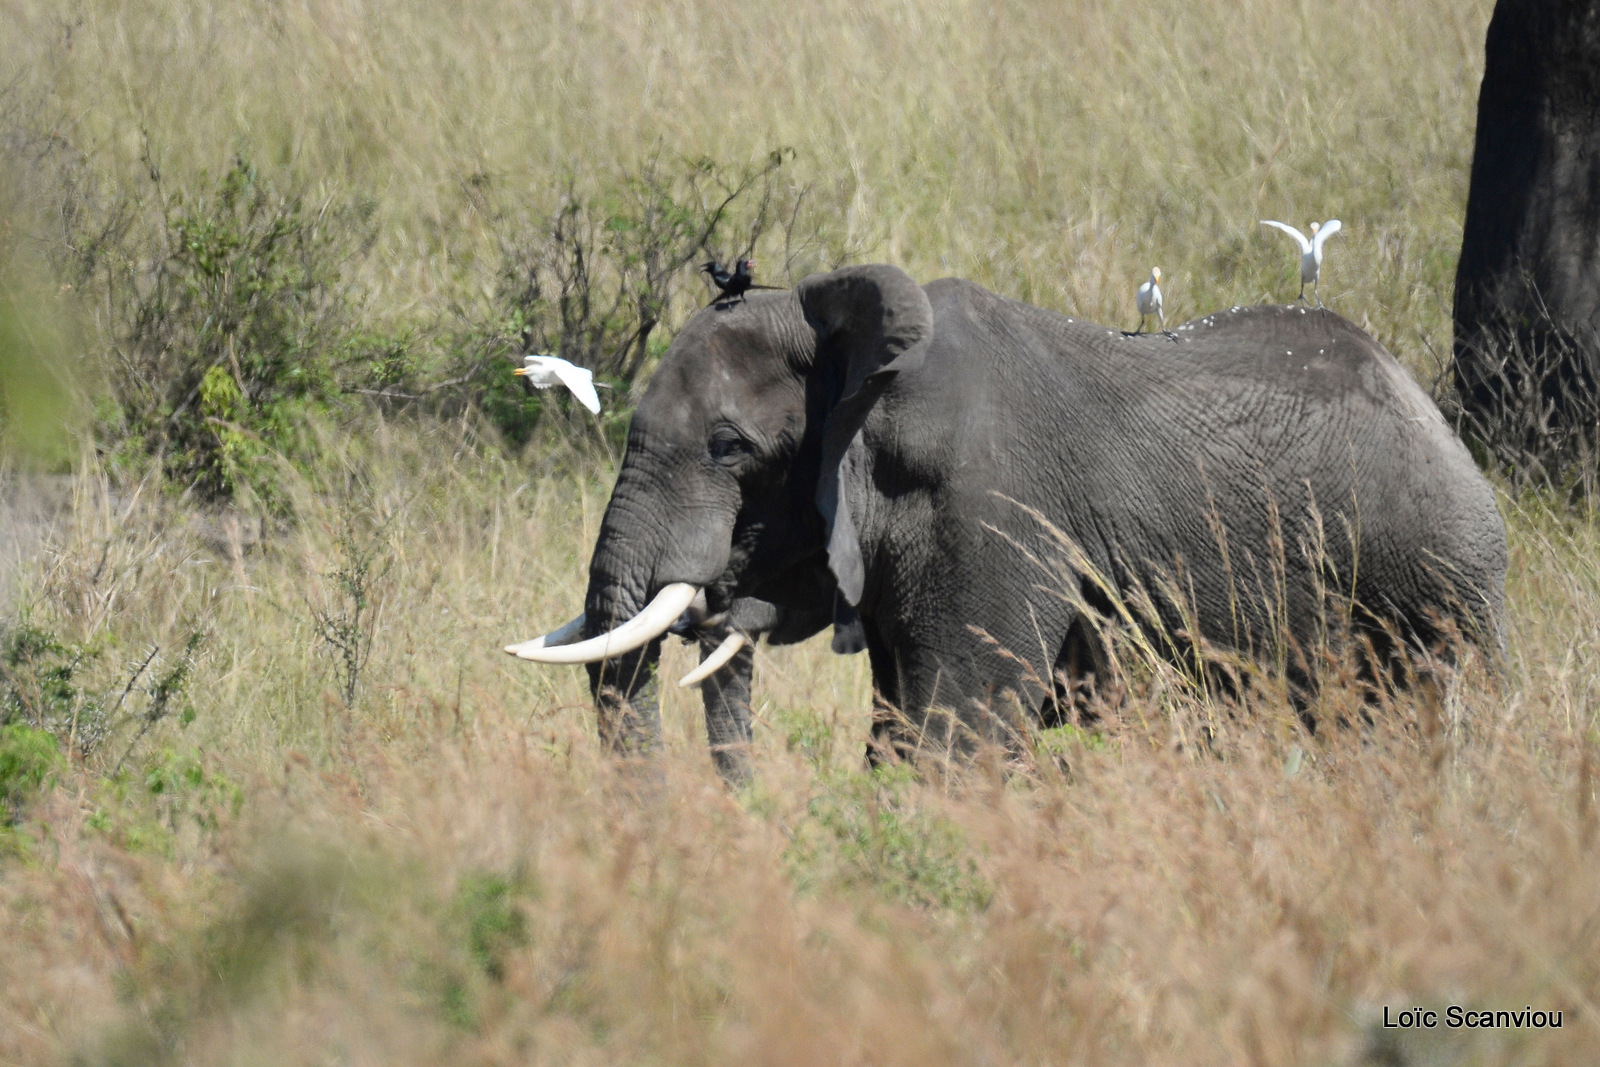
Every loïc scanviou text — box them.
[1382,1006,1563,1029]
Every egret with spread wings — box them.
[1260,219,1342,305]
[515,354,602,414]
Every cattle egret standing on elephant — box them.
[1260,219,1342,305]
[1134,266,1164,334]
[515,354,602,414]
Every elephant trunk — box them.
[576,466,735,757]
[582,578,666,760]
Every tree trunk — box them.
[1453,0,1600,483]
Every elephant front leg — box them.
[863,622,914,767]
[589,644,665,759]
[697,629,757,786]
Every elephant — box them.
[1453,0,1600,476]
[509,264,1507,767]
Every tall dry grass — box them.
[0,423,1595,1066]
[6,0,1488,369]
[5,0,1600,1064]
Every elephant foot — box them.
[865,697,919,769]
[707,742,754,787]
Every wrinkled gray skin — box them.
[583,264,1507,766]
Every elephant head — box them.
[507,264,929,756]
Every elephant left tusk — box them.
[677,632,748,688]
[504,613,587,657]
[510,583,700,665]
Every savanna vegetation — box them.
[2,0,1597,1063]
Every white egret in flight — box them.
[516,354,602,414]
[1260,219,1342,305]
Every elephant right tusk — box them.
[677,631,748,688]
[508,583,700,665]
[503,613,587,657]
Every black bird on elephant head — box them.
[701,258,779,304]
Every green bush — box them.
[0,619,203,762]
[454,872,530,983]
[770,703,839,769]
[98,154,380,507]
[80,745,240,858]
[786,766,993,913]
[0,622,99,737]
[459,150,809,449]
[0,723,62,825]
[43,137,825,472]
[143,747,242,834]
[435,870,534,1030]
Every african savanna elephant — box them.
[1454,0,1600,473]
[509,265,1507,767]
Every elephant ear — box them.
[799,264,934,606]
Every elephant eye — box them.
[708,429,753,465]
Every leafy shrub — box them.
[0,723,62,825]
[431,870,536,1030]
[82,746,241,857]
[1032,722,1109,776]
[770,702,840,769]
[31,125,832,472]
[786,766,993,913]
[92,153,381,506]
[0,618,203,761]
[305,489,395,708]
[142,747,242,834]
[0,622,98,737]
[457,150,815,448]
[454,872,530,983]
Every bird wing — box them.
[1260,220,1311,253]
[548,359,602,414]
[1312,219,1342,254]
